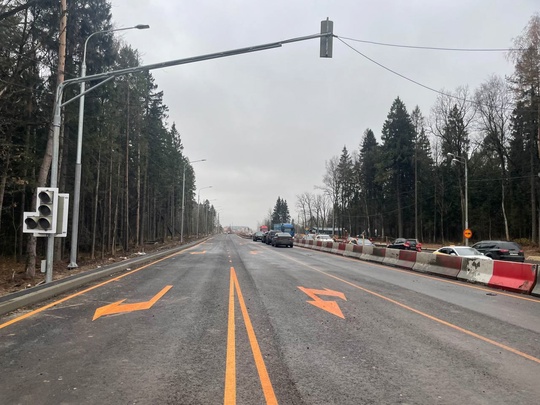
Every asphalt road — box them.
[2,234,540,404]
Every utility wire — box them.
[336,36,475,104]
[337,36,518,52]
[335,36,527,112]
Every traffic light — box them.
[23,187,59,234]
[320,18,333,58]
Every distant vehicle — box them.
[303,233,317,240]
[433,246,492,260]
[349,237,374,246]
[271,232,294,248]
[273,223,295,237]
[252,231,264,241]
[387,238,422,252]
[260,225,269,233]
[471,241,525,262]
[265,230,279,245]
[315,234,333,242]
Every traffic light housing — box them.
[320,18,333,58]
[23,187,59,234]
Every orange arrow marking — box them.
[92,285,172,321]
[298,287,347,319]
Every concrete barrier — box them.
[531,266,540,297]
[335,242,347,255]
[488,261,536,294]
[293,240,539,296]
[413,252,461,279]
[383,248,400,267]
[343,243,355,258]
[457,258,494,285]
[397,250,417,269]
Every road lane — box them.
[2,234,540,404]
[236,236,540,404]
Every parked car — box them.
[315,234,334,243]
[387,238,422,252]
[265,230,279,245]
[252,231,264,241]
[349,237,374,246]
[434,246,492,260]
[271,232,294,248]
[261,231,269,243]
[471,240,525,262]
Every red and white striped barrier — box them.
[293,239,538,295]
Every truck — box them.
[260,225,268,232]
[273,223,295,237]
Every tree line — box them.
[0,0,218,278]
[295,15,540,245]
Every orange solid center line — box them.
[230,267,278,405]
[224,268,236,404]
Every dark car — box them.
[252,231,264,241]
[271,232,294,248]
[387,238,422,252]
[265,230,279,245]
[471,240,525,262]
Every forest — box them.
[294,15,540,245]
[2,2,540,281]
[0,0,218,278]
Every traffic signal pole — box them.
[44,21,334,282]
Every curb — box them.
[0,239,203,317]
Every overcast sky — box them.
[108,0,538,230]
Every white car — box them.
[434,246,492,260]
[315,234,334,242]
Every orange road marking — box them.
[297,287,347,319]
[282,253,540,365]
[224,268,236,404]
[191,251,207,255]
[0,246,198,330]
[337,253,540,303]
[92,285,172,321]
[250,251,260,255]
[229,267,277,404]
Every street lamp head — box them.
[135,24,150,29]
[447,152,454,159]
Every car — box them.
[271,232,294,248]
[265,230,279,245]
[315,234,334,243]
[252,231,264,241]
[348,237,374,246]
[471,240,525,262]
[387,238,422,252]
[434,246,492,260]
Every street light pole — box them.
[448,153,469,246]
[196,186,212,238]
[180,159,206,243]
[68,24,149,269]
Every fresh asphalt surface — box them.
[2,234,540,404]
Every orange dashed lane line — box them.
[230,267,278,405]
